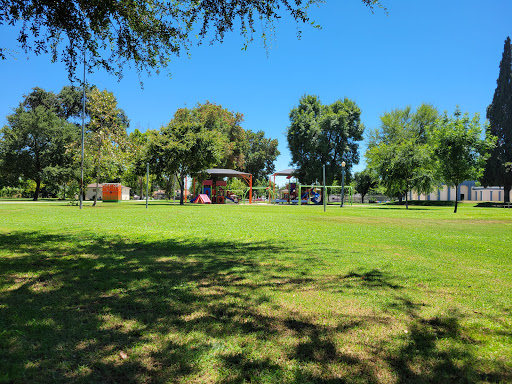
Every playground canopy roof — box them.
[203,168,251,178]
[272,169,296,177]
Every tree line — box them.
[2,35,510,210]
[287,37,512,212]
[364,104,494,213]
[284,96,494,213]
[0,87,280,204]
[361,37,512,211]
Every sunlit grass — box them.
[0,202,511,383]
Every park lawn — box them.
[0,202,511,383]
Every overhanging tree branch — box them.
[1,0,385,81]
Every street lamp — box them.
[340,161,346,207]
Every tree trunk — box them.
[179,177,185,205]
[93,137,102,207]
[93,178,99,206]
[405,191,408,210]
[33,179,41,201]
[504,184,511,203]
[361,193,365,204]
[454,185,459,213]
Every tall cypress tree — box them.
[483,37,512,202]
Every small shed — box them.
[103,183,122,202]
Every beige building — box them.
[412,181,512,202]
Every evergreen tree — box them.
[482,37,512,203]
[0,105,78,200]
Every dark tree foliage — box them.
[354,169,378,203]
[482,37,512,203]
[123,129,150,199]
[0,90,79,200]
[243,130,280,180]
[287,94,364,185]
[193,102,247,171]
[21,85,93,120]
[0,0,384,80]
[145,107,224,205]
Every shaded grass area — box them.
[0,203,511,383]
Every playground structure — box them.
[298,184,353,206]
[273,182,353,205]
[271,168,353,205]
[190,168,253,204]
[271,169,296,203]
[274,182,309,204]
[296,184,323,204]
[187,167,353,206]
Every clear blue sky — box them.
[1,0,510,182]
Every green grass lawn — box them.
[1,202,511,383]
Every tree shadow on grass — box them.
[0,231,292,383]
[1,231,511,383]
[0,230,334,383]
[383,300,512,384]
[342,269,402,290]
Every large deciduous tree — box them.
[146,107,223,205]
[187,102,280,179]
[86,88,129,206]
[433,109,494,213]
[366,105,438,208]
[243,130,280,181]
[122,128,150,199]
[0,91,78,200]
[287,95,364,185]
[193,102,247,170]
[482,37,512,203]
[0,1,385,80]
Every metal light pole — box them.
[146,163,149,209]
[340,161,346,207]
[79,53,86,209]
